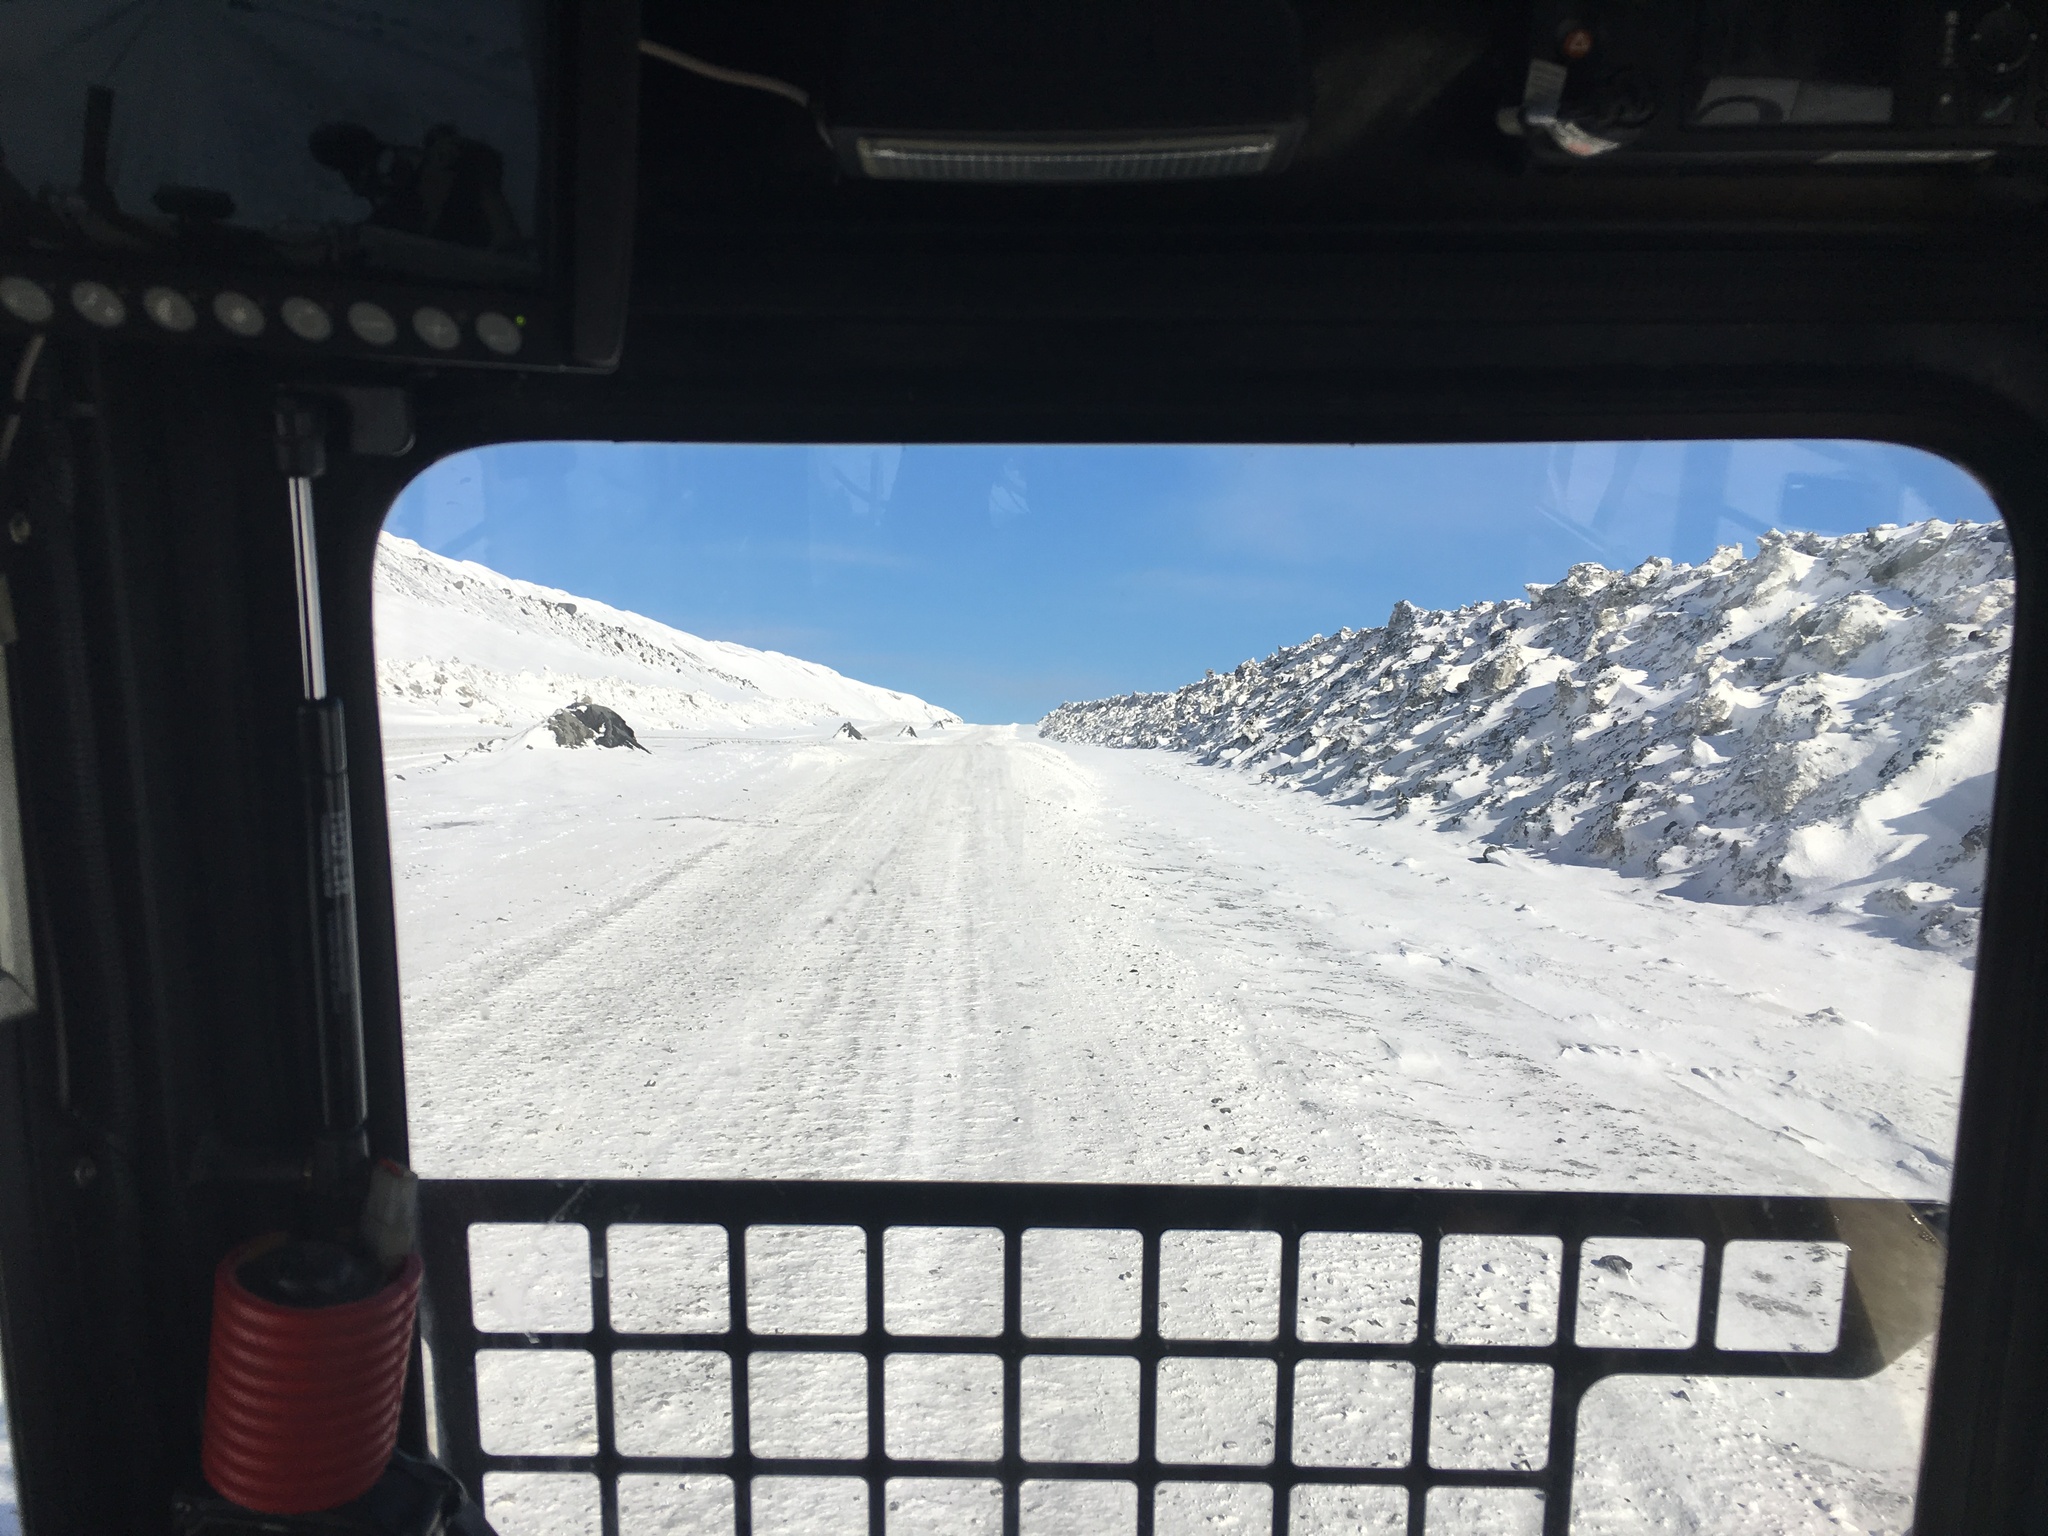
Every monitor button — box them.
[348,302,398,346]
[212,291,265,338]
[475,311,523,356]
[71,281,126,329]
[412,306,461,351]
[1,277,55,325]
[282,298,334,343]
[143,288,198,332]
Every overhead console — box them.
[0,0,637,370]
[8,0,2044,378]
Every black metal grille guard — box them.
[418,1180,1947,1536]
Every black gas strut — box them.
[275,397,369,1186]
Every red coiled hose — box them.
[201,1238,422,1514]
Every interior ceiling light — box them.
[850,131,1287,184]
[642,0,1304,185]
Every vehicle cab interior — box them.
[1,2,2047,1533]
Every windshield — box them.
[379,438,2002,1536]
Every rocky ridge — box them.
[1041,520,2010,950]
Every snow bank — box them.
[373,533,961,734]
[1041,521,2011,947]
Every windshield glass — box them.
[380,438,2002,1536]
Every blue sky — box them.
[383,439,1995,723]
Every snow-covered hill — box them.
[373,534,960,735]
[1041,520,2010,950]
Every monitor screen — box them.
[0,0,544,286]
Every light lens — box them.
[143,287,197,333]
[212,291,265,337]
[412,306,460,351]
[70,281,127,328]
[0,276,55,325]
[475,310,522,356]
[281,297,333,343]
[348,301,397,346]
[854,131,1281,183]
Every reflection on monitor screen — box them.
[0,1,542,285]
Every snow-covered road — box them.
[399,724,1966,1197]
[393,722,1961,1535]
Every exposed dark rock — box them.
[837,721,866,740]
[542,700,648,751]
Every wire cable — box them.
[0,333,46,470]
[639,39,811,109]
[8,334,41,406]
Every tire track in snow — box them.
[408,731,1202,1179]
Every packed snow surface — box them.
[377,531,1989,1536]
[398,729,1964,1199]
[1042,520,2010,954]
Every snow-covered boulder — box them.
[533,701,647,751]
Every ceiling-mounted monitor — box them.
[0,0,637,370]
